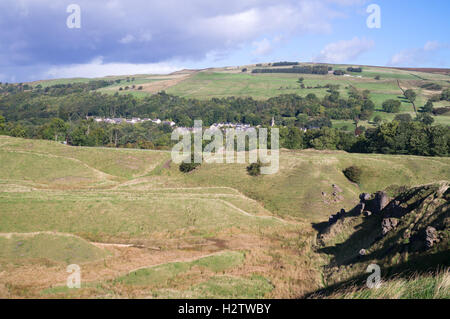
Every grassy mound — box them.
[0,233,108,264]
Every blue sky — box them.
[0,0,448,82]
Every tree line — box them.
[0,80,448,156]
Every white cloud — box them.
[252,38,273,56]
[119,34,135,44]
[45,56,182,78]
[389,41,448,66]
[119,30,152,44]
[424,41,442,52]
[326,0,368,5]
[314,37,374,63]
[0,0,369,81]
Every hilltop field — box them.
[0,135,449,298]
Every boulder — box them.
[332,184,343,193]
[384,200,407,218]
[382,218,399,235]
[363,211,372,217]
[360,193,371,202]
[374,191,389,213]
[425,226,438,249]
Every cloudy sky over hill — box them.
[0,0,449,82]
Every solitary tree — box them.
[404,89,417,114]
[423,100,434,113]
[404,89,417,103]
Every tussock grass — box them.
[325,270,450,299]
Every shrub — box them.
[394,113,412,122]
[432,107,450,115]
[441,88,450,101]
[343,166,362,184]
[347,67,362,73]
[247,161,262,176]
[373,115,382,124]
[179,154,201,173]
[420,83,442,91]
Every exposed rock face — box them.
[424,226,438,249]
[357,191,390,215]
[382,218,399,235]
[355,203,365,215]
[317,181,449,290]
[328,209,346,225]
[374,191,389,213]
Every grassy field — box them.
[0,135,449,298]
[33,63,449,127]
[162,65,450,127]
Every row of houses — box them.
[89,117,176,126]
[88,117,310,133]
[209,123,253,131]
[174,123,257,134]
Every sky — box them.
[0,0,449,82]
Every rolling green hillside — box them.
[0,135,449,298]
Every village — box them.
[88,116,265,133]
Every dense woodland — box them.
[0,80,449,156]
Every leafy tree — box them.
[281,127,304,149]
[440,88,450,101]
[382,99,401,113]
[422,100,434,113]
[48,118,67,141]
[373,115,382,124]
[416,113,434,125]
[404,89,417,104]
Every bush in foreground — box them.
[247,161,262,176]
[179,154,201,173]
[343,166,362,184]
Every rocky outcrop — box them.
[316,181,449,293]
[382,218,399,235]
[424,226,439,249]
[318,181,449,260]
